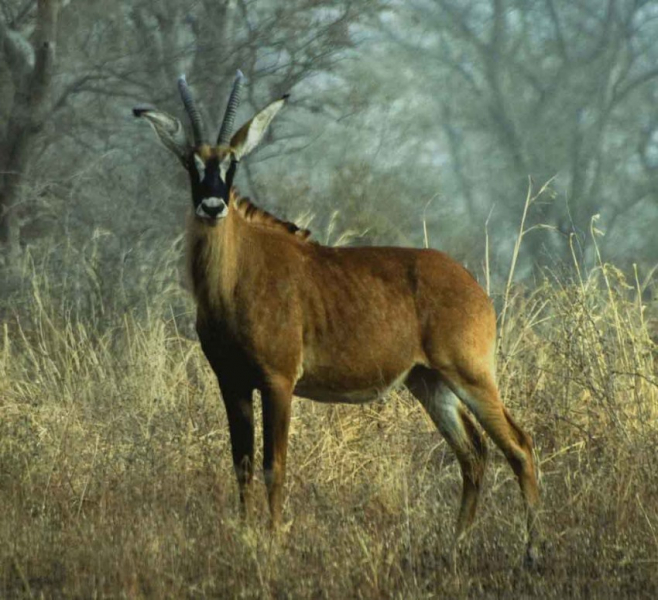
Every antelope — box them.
[134,72,541,564]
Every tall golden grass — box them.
[0,213,656,598]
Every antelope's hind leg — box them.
[444,368,541,566]
[406,367,488,543]
[218,380,255,518]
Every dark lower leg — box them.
[222,389,255,517]
[262,379,293,527]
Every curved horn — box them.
[217,69,244,146]
[178,75,205,146]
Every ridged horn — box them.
[217,69,244,146]
[178,75,205,146]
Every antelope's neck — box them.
[187,202,243,319]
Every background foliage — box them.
[2,0,658,281]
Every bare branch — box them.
[544,0,568,60]
[10,0,36,27]
[0,14,34,80]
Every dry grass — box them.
[0,249,657,598]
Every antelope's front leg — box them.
[219,381,255,517]
[261,377,293,528]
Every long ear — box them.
[133,106,189,165]
[229,95,288,161]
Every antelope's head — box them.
[134,71,287,221]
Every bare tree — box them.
[0,0,60,263]
[0,0,380,272]
[377,0,658,266]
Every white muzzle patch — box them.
[196,196,228,219]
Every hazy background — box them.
[2,4,657,597]
[2,0,658,300]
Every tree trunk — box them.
[0,0,59,265]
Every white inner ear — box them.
[234,98,286,160]
[219,155,232,180]
[194,153,206,181]
[138,110,188,163]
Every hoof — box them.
[524,543,541,570]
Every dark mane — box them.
[233,192,312,241]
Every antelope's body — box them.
[135,74,541,565]
[191,193,494,407]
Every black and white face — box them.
[189,149,237,221]
[134,79,287,221]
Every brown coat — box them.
[189,191,496,406]
[135,83,541,565]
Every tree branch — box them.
[544,0,568,60]
[0,13,34,81]
[11,0,36,27]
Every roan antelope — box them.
[134,73,541,564]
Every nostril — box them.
[198,197,227,219]
[203,204,223,218]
